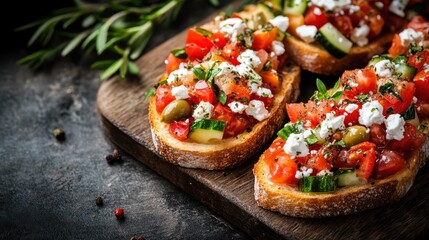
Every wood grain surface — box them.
[96,10,429,240]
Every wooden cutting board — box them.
[96,11,429,240]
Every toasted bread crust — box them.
[284,33,394,76]
[253,134,429,218]
[149,63,301,170]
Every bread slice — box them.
[284,32,395,76]
[253,122,429,218]
[149,63,301,170]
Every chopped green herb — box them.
[379,82,403,101]
[401,104,415,120]
[262,61,271,71]
[311,78,343,101]
[196,27,213,37]
[171,48,188,59]
[277,121,303,140]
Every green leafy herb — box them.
[196,27,213,37]
[217,90,227,104]
[304,131,319,145]
[16,0,221,80]
[332,140,345,147]
[312,78,343,101]
[356,93,370,103]
[409,44,423,54]
[379,82,403,101]
[262,61,271,71]
[401,104,415,120]
[192,62,220,86]
[144,87,157,99]
[171,48,188,59]
[277,121,303,140]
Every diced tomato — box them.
[185,28,214,50]
[268,151,300,184]
[406,16,429,37]
[221,42,244,65]
[388,34,408,57]
[369,124,387,147]
[264,137,286,162]
[286,100,334,128]
[169,118,191,141]
[252,27,278,51]
[226,84,251,103]
[353,1,384,38]
[212,103,250,138]
[189,80,216,104]
[185,43,209,61]
[330,15,354,37]
[341,68,377,99]
[408,50,429,70]
[306,146,337,173]
[251,91,274,109]
[335,142,376,179]
[255,49,269,72]
[259,69,281,93]
[210,32,227,49]
[378,81,415,115]
[304,5,329,29]
[415,100,429,118]
[413,70,429,104]
[155,84,175,113]
[336,102,361,126]
[166,53,186,74]
[287,14,305,38]
[373,149,406,179]
[389,123,426,152]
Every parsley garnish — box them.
[378,82,403,101]
[171,48,188,59]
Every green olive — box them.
[343,126,369,148]
[253,12,267,29]
[161,99,192,123]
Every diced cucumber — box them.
[336,170,366,187]
[282,0,308,15]
[368,54,392,67]
[394,62,417,80]
[257,2,277,20]
[316,23,353,59]
[188,119,226,144]
[392,55,408,64]
[299,175,336,192]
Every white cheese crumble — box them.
[295,166,313,179]
[227,101,248,113]
[217,62,239,77]
[219,18,246,41]
[284,133,309,158]
[316,169,333,176]
[351,24,370,47]
[269,16,289,32]
[319,113,345,139]
[385,114,405,140]
[358,100,385,127]
[311,0,351,11]
[256,87,273,98]
[171,85,189,100]
[345,103,359,113]
[167,68,188,84]
[399,28,424,47]
[271,40,285,56]
[237,49,261,69]
[192,101,214,120]
[374,59,395,77]
[389,0,409,17]
[296,25,318,43]
[245,100,269,121]
[236,64,262,93]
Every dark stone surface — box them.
[0,1,249,239]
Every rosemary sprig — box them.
[16,0,220,80]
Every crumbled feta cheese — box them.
[269,16,289,32]
[311,0,351,11]
[271,41,285,56]
[345,103,359,113]
[219,18,246,41]
[319,113,345,139]
[228,101,248,113]
[310,150,318,155]
[351,24,370,47]
[295,166,313,179]
[314,7,322,15]
[385,114,405,140]
[399,28,424,47]
[217,62,239,77]
[192,101,214,119]
[245,100,269,121]
[296,25,318,43]
[413,96,418,103]
[389,0,409,17]
[237,49,261,69]
[349,5,360,14]
[316,169,333,176]
[303,129,315,139]
[171,85,189,100]
[236,64,262,93]
[284,133,309,157]
[167,68,188,84]
[256,87,273,98]
[359,100,385,127]
[374,59,395,77]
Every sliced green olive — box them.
[161,99,192,123]
[253,12,267,29]
[343,126,369,148]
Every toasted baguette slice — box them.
[284,32,394,76]
[253,121,429,218]
[149,63,301,170]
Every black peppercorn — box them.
[130,236,145,240]
[53,128,65,141]
[106,154,114,164]
[112,149,122,161]
[95,196,103,206]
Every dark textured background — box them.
[0,0,250,239]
